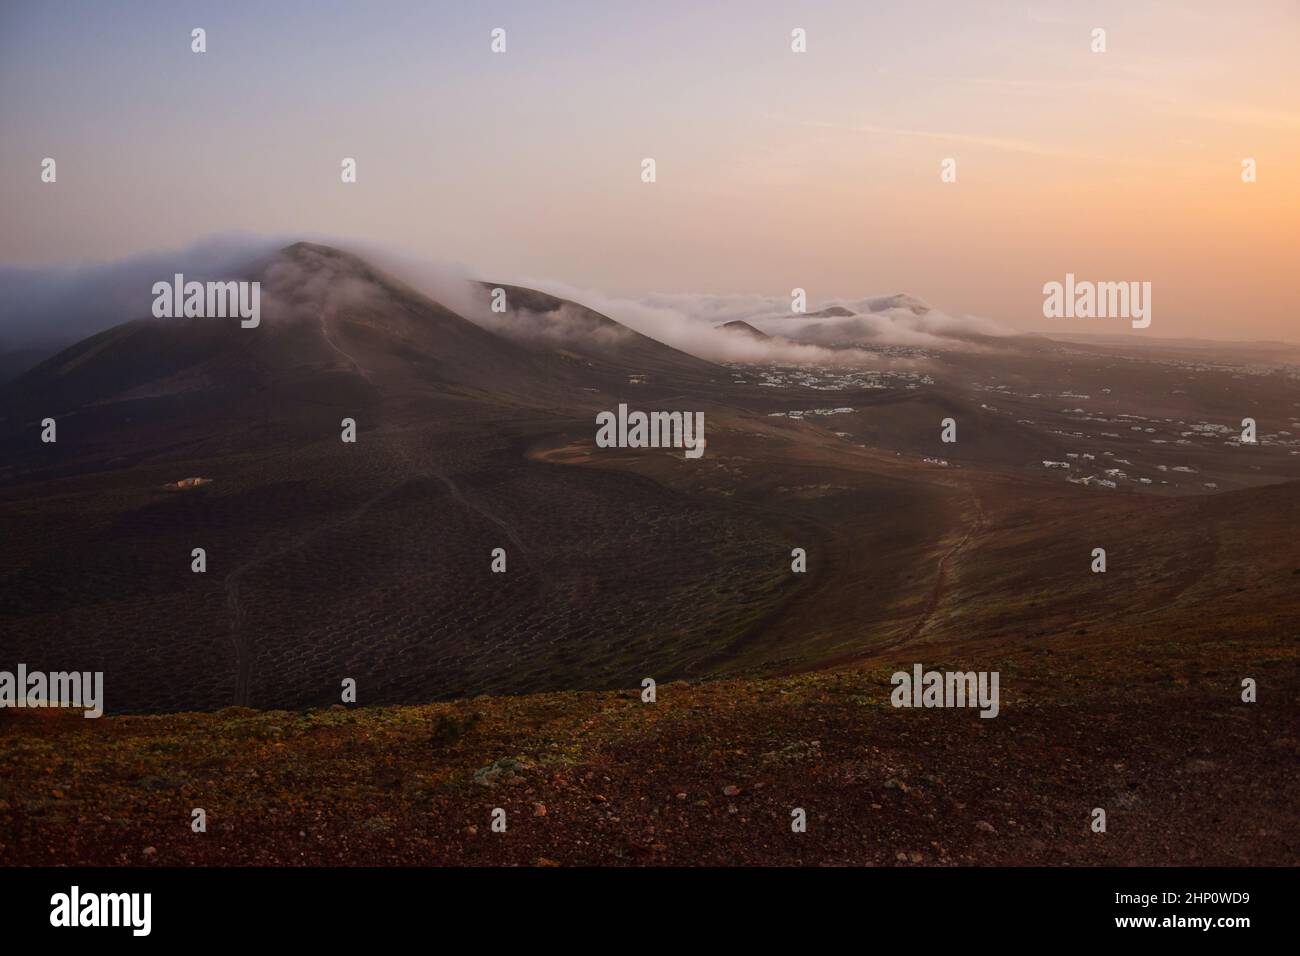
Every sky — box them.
[1,0,1297,340]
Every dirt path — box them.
[389,428,533,563]
[903,486,986,643]
[430,471,531,560]
[317,307,372,381]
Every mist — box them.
[0,235,1016,384]
[355,244,1014,366]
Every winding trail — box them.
[902,485,986,644]
[430,471,531,559]
[318,308,372,381]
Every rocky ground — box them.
[3,621,1295,867]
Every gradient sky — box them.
[2,0,1297,339]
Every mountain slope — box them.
[717,320,771,339]
[4,476,1295,864]
[3,243,562,415]
[2,244,670,474]
[476,282,718,381]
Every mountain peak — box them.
[717,320,771,339]
[864,293,930,315]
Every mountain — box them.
[864,293,930,315]
[2,243,1296,868]
[0,244,731,473]
[476,282,718,381]
[796,297,930,320]
[3,243,552,404]
[716,320,771,339]
[4,240,1298,721]
[0,243,567,471]
[803,305,857,318]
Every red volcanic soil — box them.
[2,615,1294,866]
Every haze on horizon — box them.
[1,0,1297,342]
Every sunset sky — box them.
[2,0,1297,339]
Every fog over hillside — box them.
[339,242,1020,364]
[0,237,1020,382]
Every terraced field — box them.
[1,418,799,712]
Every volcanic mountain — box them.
[0,242,790,713]
[716,320,771,339]
[796,298,929,321]
[863,293,930,315]
[3,240,1298,724]
[803,305,857,319]
[472,282,717,382]
[0,243,721,473]
[2,243,1296,869]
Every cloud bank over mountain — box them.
[0,236,1015,375]
[472,282,1016,364]
[359,245,1017,365]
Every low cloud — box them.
[0,236,1014,377]
[482,283,1014,364]
[492,282,877,366]
[358,243,1015,365]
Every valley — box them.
[1,242,1296,866]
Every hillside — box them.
[2,242,1297,869]
[717,320,771,339]
[2,608,1294,865]
[476,282,719,382]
